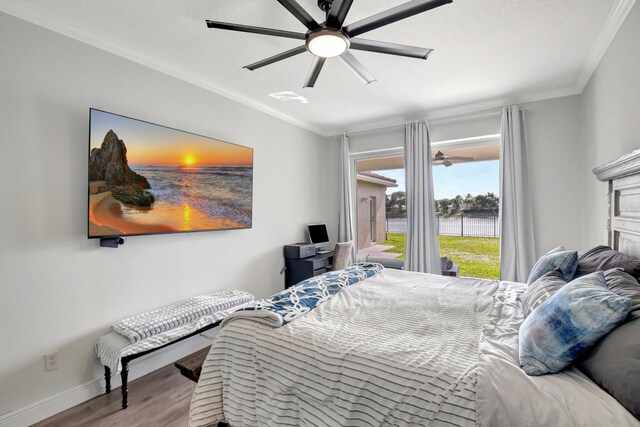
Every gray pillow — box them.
[578,318,640,419]
[521,269,566,317]
[575,245,640,280]
[527,246,578,284]
[604,268,640,318]
[578,269,640,419]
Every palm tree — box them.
[452,195,463,213]
[438,199,450,213]
[464,193,475,210]
[485,192,499,211]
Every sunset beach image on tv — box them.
[88,109,253,238]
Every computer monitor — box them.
[307,224,329,244]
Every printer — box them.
[284,243,316,259]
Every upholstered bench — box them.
[95,289,253,409]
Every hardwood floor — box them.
[33,364,195,427]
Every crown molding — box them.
[0,0,327,136]
[574,0,637,92]
[336,0,637,139]
[337,84,581,136]
[0,0,635,139]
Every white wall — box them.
[580,2,640,247]
[349,126,405,154]
[0,12,337,423]
[521,96,586,254]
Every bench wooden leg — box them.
[120,361,129,409]
[104,366,111,394]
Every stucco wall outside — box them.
[356,181,389,249]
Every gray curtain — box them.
[404,121,441,273]
[500,105,536,282]
[338,133,355,261]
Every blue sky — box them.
[373,160,499,199]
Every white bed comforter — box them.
[190,269,639,427]
[477,280,638,427]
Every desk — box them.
[284,251,334,288]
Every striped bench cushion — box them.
[112,289,253,343]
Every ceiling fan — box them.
[433,151,473,167]
[205,0,453,88]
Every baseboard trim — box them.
[0,378,104,427]
[0,336,211,427]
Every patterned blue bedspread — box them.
[222,263,384,328]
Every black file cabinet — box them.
[284,252,334,289]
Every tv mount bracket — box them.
[100,237,125,248]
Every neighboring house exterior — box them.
[356,172,397,250]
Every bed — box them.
[189,149,640,427]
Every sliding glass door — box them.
[351,136,501,278]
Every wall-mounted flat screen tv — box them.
[88,108,253,239]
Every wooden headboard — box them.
[593,149,640,258]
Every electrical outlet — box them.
[45,352,59,371]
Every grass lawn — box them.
[382,233,500,280]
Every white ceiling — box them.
[0,0,632,136]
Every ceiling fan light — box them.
[306,30,350,58]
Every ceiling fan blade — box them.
[206,20,306,40]
[276,0,321,31]
[338,51,377,85]
[343,0,452,38]
[446,156,474,161]
[350,39,433,59]
[443,160,452,167]
[243,46,307,71]
[303,57,326,88]
[326,0,355,29]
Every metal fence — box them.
[386,212,500,238]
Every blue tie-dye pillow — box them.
[519,271,631,376]
[527,246,578,285]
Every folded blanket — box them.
[222,263,384,328]
[112,288,254,343]
[97,299,253,374]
